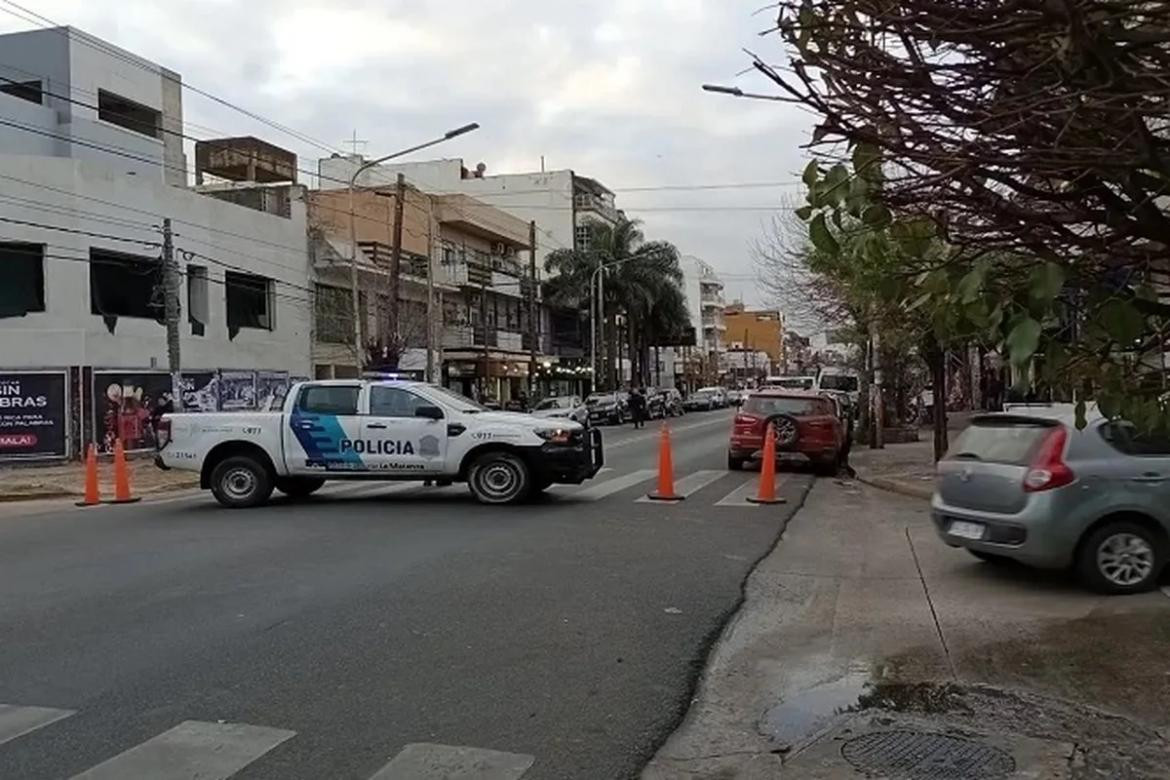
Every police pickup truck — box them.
[156,380,603,508]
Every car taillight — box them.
[734,414,760,428]
[1023,426,1074,492]
[157,418,172,449]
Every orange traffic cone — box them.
[647,422,684,502]
[76,443,102,506]
[107,439,141,504]
[748,423,786,505]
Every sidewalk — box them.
[848,412,977,500]
[644,479,1170,779]
[0,457,198,502]
[849,439,937,500]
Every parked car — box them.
[684,389,719,412]
[726,388,745,407]
[531,395,587,425]
[727,390,845,474]
[933,411,1169,594]
[585,392,629,425]
[658,388,685,417]
[646,389,667,419]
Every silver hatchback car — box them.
[933,410,1170,594]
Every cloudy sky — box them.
[0,0,813,307]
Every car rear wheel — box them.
[468,451,532,505]
[1076,521,1165,594]
[210,455,274,509]
[275,477,325,499]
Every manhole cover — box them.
[842,730,1015,779]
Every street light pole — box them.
[348,123,479,373]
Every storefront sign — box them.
[0,371,67,459]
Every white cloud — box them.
[0,0,814,308]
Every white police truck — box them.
[156,380,604,508]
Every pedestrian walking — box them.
[629,387,648,429]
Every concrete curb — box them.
[854,472,934,501]
[0,479,200,504]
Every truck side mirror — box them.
[415,405,444,420]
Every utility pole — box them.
[424,196,436,383]
[528,220,538,396]
[387,173,406,367]
[161,218,183,411]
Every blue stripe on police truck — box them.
[289,412,365,470]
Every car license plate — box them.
[949,520,985,540]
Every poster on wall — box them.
[256,371,289,412]
[92,371,217,453]
[0,372,67,460]
[218,370,257,411]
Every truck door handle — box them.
[1132,474,1167,483]
[367,423,388,430]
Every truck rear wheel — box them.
[210,455,274,509]
[468,452,531,505]
[275,477,325,499]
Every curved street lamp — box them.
[347,123,481,371]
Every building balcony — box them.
[441,325,529,354]
[574,193,619,224]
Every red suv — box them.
[728,390,846,474]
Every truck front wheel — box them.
[468,452,532,505]
[275,477,325,499]
[210,456,274,509]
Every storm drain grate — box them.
[841,730,1016,779]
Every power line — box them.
[0,215,161,245]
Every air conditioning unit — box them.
[492,242,507,255]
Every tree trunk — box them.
[925,338,949,462]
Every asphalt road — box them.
[0,409,812,780]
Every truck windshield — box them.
[431,386,486,413]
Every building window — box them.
[90,248,161,331]
[0,242,45,318]
[225,271,272,338]
[315,284,352,344]
[98,89,161,139]
[0,79,42,105]
[187,264,208,337]
[575,224,592,252]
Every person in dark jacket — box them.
[628,387,648,429]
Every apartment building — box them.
[0,27,312,460]
[308,186,547,404]
[723,304,785,375]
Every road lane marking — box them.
[367,743,534,779]
[566,469,656,502]
[714,476,787,507]
[0,704,75,746]
[320,481,423,499]
[636,470,729,502]
[70,720,295,780]
[604,413,733,450]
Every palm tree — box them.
[544,218,691,389]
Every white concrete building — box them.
[316,156,620,269]
[681,254,726,357]
[0,26,187,186]
[0,27,311,459]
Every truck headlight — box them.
[535,428,573,444]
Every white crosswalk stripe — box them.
[367,742,534,779]
[714,475,786,507]
[635,470,730,502]
[70,720,295,780]
[319,481,425,499]
[0,703,75,747]
[563,469,656,502]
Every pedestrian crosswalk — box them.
[0,702,534,780]
[314,467,797,509]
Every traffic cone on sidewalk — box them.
[647,423,684,502]
[748,424,786,505]
[107,439,140,504]
[76,443,101,507]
